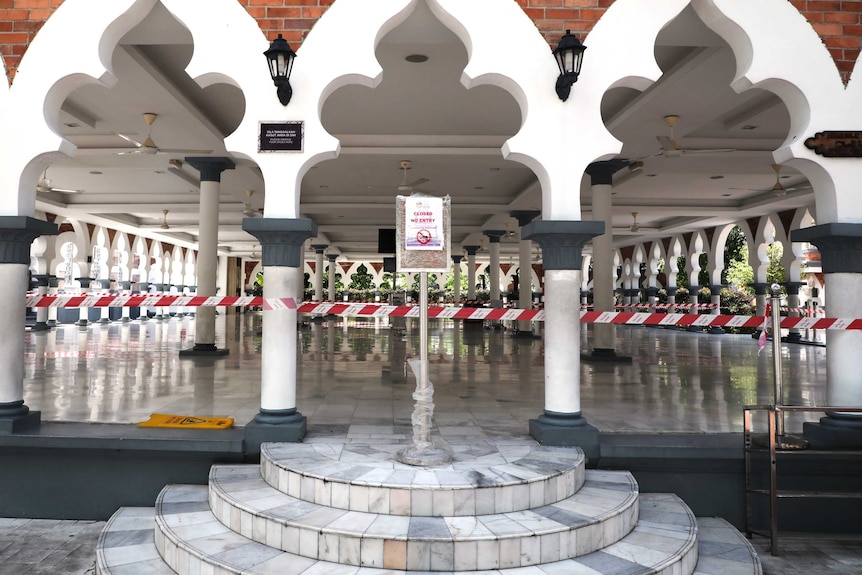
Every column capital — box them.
[510,210,541,228]
[184,157,236,182]
[585,160,628,186]
[792,223,862,273]
[452,255,463,263]
[709,285,725,294]
[522,221,604,270]
[0,217,57,264]
[483,230,506,243]
[311,244,328,254]
[242,218,317,267]
[463,245,481,256]
[76,277,94,288]
[32,274,51,288]
[327,253,339,262]
[752,282,770,296]
[782,281,806,295]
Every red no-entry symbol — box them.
[416,230,432,245]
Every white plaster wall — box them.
[433,0,688,220]
[697,0,858,223]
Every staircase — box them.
[96,437,761,574]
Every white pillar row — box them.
[120,281,132,323]
[792,224,862,446]
[584,161,630,361]
[242,217,317,445]
[311,244,326,301]
[182,157,234,357]
[511,210,540,336]
[464,245,480,301]
[76,277,93,327]
[327,254,339,302]
[452,255,462,304]
[484,230,505,309]
[522,220,603,458]
[0,217,57,433]
[47,276,59,327]
[31,275,50,331]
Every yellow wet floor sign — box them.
[137,413,234,429]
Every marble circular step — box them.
[204,465,639,570]
[260,439,586,516]
[142,487,707,574]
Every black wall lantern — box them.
[553,29,586,102]
[264,33,297,106]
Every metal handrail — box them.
[743,404,862,556]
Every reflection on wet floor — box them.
[23,312,828,434]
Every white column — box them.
[0,218,56,430]
[590,169,616,352]
[327,254,339,302]
[484,231,504,308]
[511,211,540,334]
[544,269,582,412]
[262,266,300,411]
[465,246,479,301]
[183,157,234,355]
[312,244,326,300]
[452,255,462,304]
[77,277,92,326]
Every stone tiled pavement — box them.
[1,517,860,575]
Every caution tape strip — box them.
[24,294,862,329]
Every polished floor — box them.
[24,312,829,435]
[12,312,858,575]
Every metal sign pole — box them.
[770,283,785,437]
[418,271,430,446]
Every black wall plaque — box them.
[259,122,303,152]
[804,131,862,158]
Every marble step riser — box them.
[204,478,639,570]
[150,499,698,575]
[261,457,585,517]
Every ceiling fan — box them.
[36,167,82,194]
[730,164,813,196]
[612,212,656,233]
[369,160,433,194]
[648,115,736,158]
[160,209,170,229]
[116,113,213,156]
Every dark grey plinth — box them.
[581,348,633,363]
[804,420,862,449]
[512,330,541,339]
[0,411,41,434]
[30,322,50,332]
[708,326,725,334]
[179,344,229,358]
[244,410,307,454]
[529,411,599,463]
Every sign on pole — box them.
[396,194,451,272]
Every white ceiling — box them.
[36,1,814,263]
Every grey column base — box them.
[0,406,41,435]
[30,322,50,332]
[120,317,132,323]
[804,417,862,449]
[751,330,762,339]
[529,411,599,463]
[179,344,229,358]
[46,319,57,327]
[581,348,633,363]
[708,326,725,334]
[783,332,803,343]
[512,330,541,339]
[244,409,307,454]
[686,325,703,332]
[99,318,111,325]
[76,319,89,327]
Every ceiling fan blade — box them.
[158,148,214,154]
[679,147,736,155]
[405,177,429,188]
[657,135,676,151]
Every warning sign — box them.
[137,413,235,429]
[405,196,443,250]
[396,194,451,272]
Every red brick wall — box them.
[0,0,860,84]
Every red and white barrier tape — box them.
[25,294,861,330]
[580,303,718,310]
